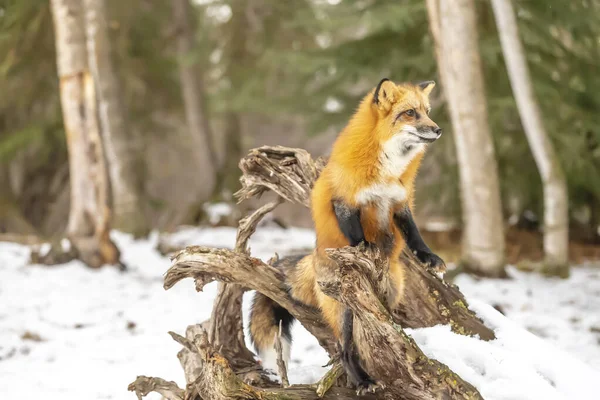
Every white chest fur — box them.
[352,131,424,227]
[356,183,406,227]
[379,132,425,178]
[356,183,406,205]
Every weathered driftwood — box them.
[128,376,184,400]
[164,246,336,354]
[274,321,290,388]
[135,327,378,400]
[237,146,325,207]
[163,243,482,399]
[395,252,495,339]
[130,145,492,399]
[322,245,482,399]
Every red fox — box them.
[249,79,445,394]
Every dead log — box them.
[321,245,482,399]
[395,252,494,339]
[164,243,482,399]
[29,237,125,270]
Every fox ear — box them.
[418,80,436,97]
[373,78,400,114]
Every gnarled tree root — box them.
[130,145,492,399]
[161,244,483,399]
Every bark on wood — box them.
[128,376,185,400]
[236,146,325,207]
[438,0,507,277]
[163,329,377,400]
[490,0,569,277]
[315,361,344,397]
[84,0,148,236]
[395,252,494,339]
[274,321,290,387]
[172,0,217,207]
[164,244,482,399]
[50,0,121,268]
[165,246,337,354]
[320,245,482,399]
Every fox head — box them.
[370,78,442,149]
[329,78,442,180]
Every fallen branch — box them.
[127,376,185,400]
[207,200,283,373]
[29,236,125,270]
[274,321,290,387]
[165,246,336,354]
[315,362,343,398]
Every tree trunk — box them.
[84,0,148,237]
[219,111,243,196]
[490,0,569,277]
[50,0,120,268]
[437,0,507,276]
[0,167,37,235]
[172,0,217,206]
[216,1,249,197]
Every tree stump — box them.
[129,146,493,399]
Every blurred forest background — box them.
[1,0,600,274]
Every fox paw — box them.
[416,250,446,273]
[355,379,385,396]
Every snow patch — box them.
[203,202,233,225]
[407,300,600,400]
[60,238,71,252]
[37,242,51,257]
[1,229,599,400]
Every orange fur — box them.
[248,80,441,358]
[309,80,440,338]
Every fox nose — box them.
[434,127,442,137]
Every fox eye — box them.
[404,109,415,117]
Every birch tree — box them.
[84,0,148,236]
[50,0,120,268]
[490,0,569,276]
[431,0,506,276]
[172,0,217,206]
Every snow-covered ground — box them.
[1,224,599,400]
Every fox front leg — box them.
[332,200,384,394]
[332,198,394,255]
[394,205,446,271]
[332,198,367,247]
